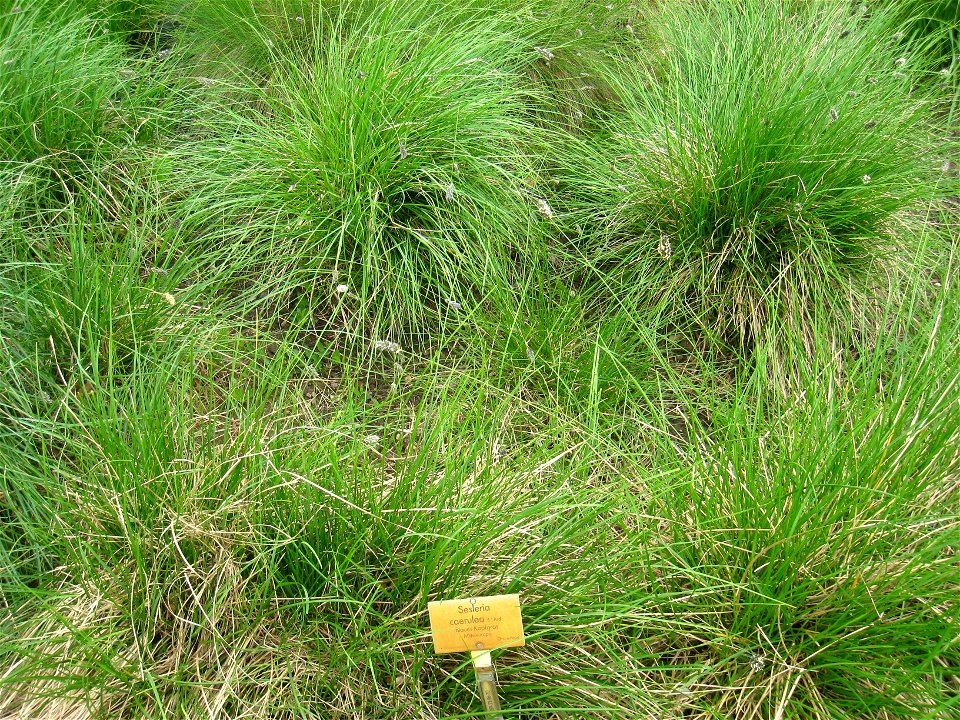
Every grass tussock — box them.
[649,300,960,717]
[0,2,183,222]
[173,1,552,339]
[563,1,940,355]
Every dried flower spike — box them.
[534,46,555,61]
[535,197,554,219]
[525,342,536,363]
[373,339,401,354]
[657,234,672,260]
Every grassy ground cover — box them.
[1,1,958,718]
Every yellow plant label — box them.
[428,594,525,654]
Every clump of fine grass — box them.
[0,330,674,718]
[26,0,175,48]
[173,0,551,342]
[560,0,940,355]
[5,210,187,389]
[0,198,194,597]
[478,0,640,123]
[881,0,960,126]
[179,0,634,101]
[0,4,126,210]
[0,338,58,598]
[640,280,960,719]
[0,2,188,222]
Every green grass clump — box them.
[0,201,191,596]
[0,343,666,717]
[0,6,115,205]
[179,0,633,95]
[1,5,125,204]
[880,0,960,125]
[564,0,938,349]
[645,294,960,718]
[10,222,182,385]
[0,340,59,596]
[0,2,183,221]
[477,0,639,122]
[175,0,550,340]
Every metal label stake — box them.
[471,650,504,719]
